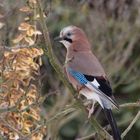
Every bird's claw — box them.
[76,85,84,99]
[78,93,81,99]
[87,102,95,118]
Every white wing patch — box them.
[67,68,118,109]
[83,79,114,109]
[92,79,100,88]
[85,78,100,91]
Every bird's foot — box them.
[87,102,95,118]
[76,86,84,99]
[78,93,81,99]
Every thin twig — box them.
[0,117,25,138]
[121,111,140,139]
[0,45,34,52]
[76,132,95,140]
[77,114,135,140]
[120,102,140,108]
[22,107,76,140]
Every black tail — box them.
[104,109,121,140]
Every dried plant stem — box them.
[23,107,76,140]
[121,111,140,139]
[36,0,112,139]
[76,133,95,140]
[0,117,25,138]
[0,82,32,113]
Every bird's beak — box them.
[54,36,63,42]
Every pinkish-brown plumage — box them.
[56,25,121,140]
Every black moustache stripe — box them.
[64,37,72,43]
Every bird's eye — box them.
[67,32,71,36]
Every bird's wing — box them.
[68,68,119,109]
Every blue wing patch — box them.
[68,68,119,109]
[68,68,88,85]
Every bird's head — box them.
[55,25,91,51]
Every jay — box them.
[55,25,121,140]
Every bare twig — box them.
[0,94,27,113]
[0,117,25,138]
[113,58,140,88]
[120,102,140,108]
[121,111,140,139]
[22,107,76,140]
[0,45,33,52]
[76,132,95,140]
[77,113,135,140]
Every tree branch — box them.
[121,111,140,139]
[120,102,140,108]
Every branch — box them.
[36,0,112,139]
[0,93,27,113]
[76,114,134,140]
[0,45,36,52]
[22,107,76,140]
[120,102,140,108]
[121,111,140,139]
[0,117,25,138]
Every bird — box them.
[55,25,121,140]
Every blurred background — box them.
[0,0,140,140]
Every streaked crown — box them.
[56,25,91,50]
